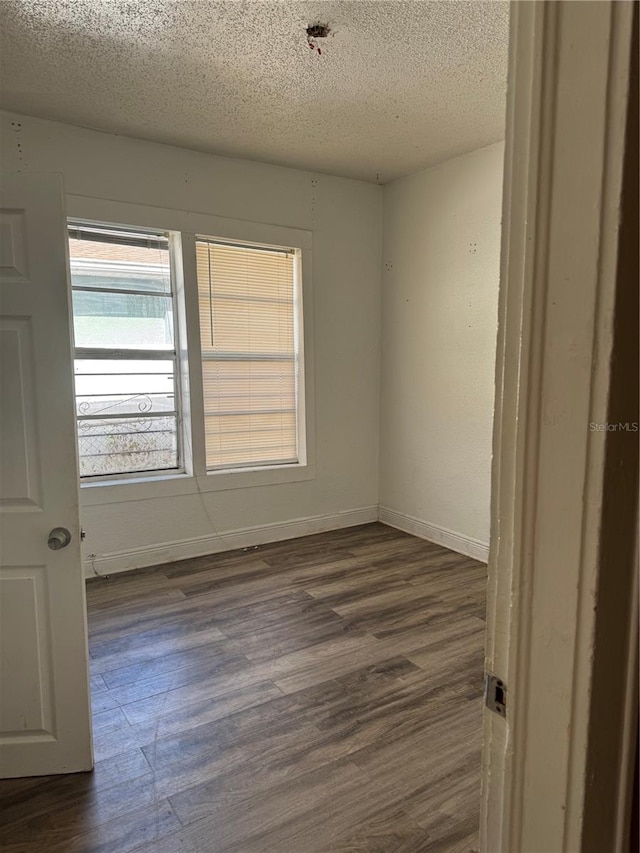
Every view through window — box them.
[68,225,180,478]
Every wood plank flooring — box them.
[0,523,487,853]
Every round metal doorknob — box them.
[48,527,71,550]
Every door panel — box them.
[0,209,29,281]
[0,320,42,507]
[0,172,93,777]
[0,568,54,736]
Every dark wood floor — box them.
[0,523,487,853]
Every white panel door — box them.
[0,172,93,777]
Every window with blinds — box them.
[195,239,301,471]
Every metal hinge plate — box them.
[484,673,506,717]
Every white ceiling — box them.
[0,1,509,183]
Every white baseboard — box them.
[378,506,490,563]
[84,504,489,578]
[84,506,378,578]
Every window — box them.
[68,224,180,479]
[67,218,307,487]
[195,239,301,470]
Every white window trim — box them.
[66,196,315,506]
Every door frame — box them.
[481,2,637,851]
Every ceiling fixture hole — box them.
[306,23,331,55]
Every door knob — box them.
[48,527,71,550]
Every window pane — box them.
[77,416,178,477]
[68,235,171,294]
[72,290,174,349]
[74,359,175,417]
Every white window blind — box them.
[195,239,299,470]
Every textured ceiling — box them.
[0,1,509,183]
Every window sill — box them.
[80,464,315,506]
[197,462,315,493]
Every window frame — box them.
[68,220,185,483]
[66,197,315,505]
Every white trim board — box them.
[378,507,490,563]
[84,506,378,578]
[84,505,489,578]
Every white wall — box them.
[379,142,503,558]
[0,111,383,572]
